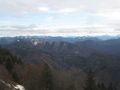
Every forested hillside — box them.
[0,36,120,90]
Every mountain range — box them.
[0,36,120,89]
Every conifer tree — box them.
[97,83,107,90]
[41,63,53,90]
[68,84,76,90]
[5,58,14,72]
[84,70,97,90]
[108,83,117,90]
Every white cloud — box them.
[1,0,120,19]
[38,7,50,12]
[0,24,120,37]
[58,8,78,14]
[93,9,120,20]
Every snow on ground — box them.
[0,79,25,90]
[14,85,25,90]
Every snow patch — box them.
[33,41,38,45]
[17,40,20,42]
[0,79,25,90]
[14,85,25,90]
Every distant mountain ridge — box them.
[0,35,120,44]
[2,36,120,56]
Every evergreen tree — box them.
[83,70,97,90]
[108,83,117,90]
[41,63,53,90]
[97,83,107,90]
[68,84,76,90]
[5,58,14,72]
[11,71,20,83]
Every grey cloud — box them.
[0,0,120,16]
[0,25,54,34]
[0,24,120,37]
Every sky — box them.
[0,0,120,37]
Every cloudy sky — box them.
[0,0,120,37]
